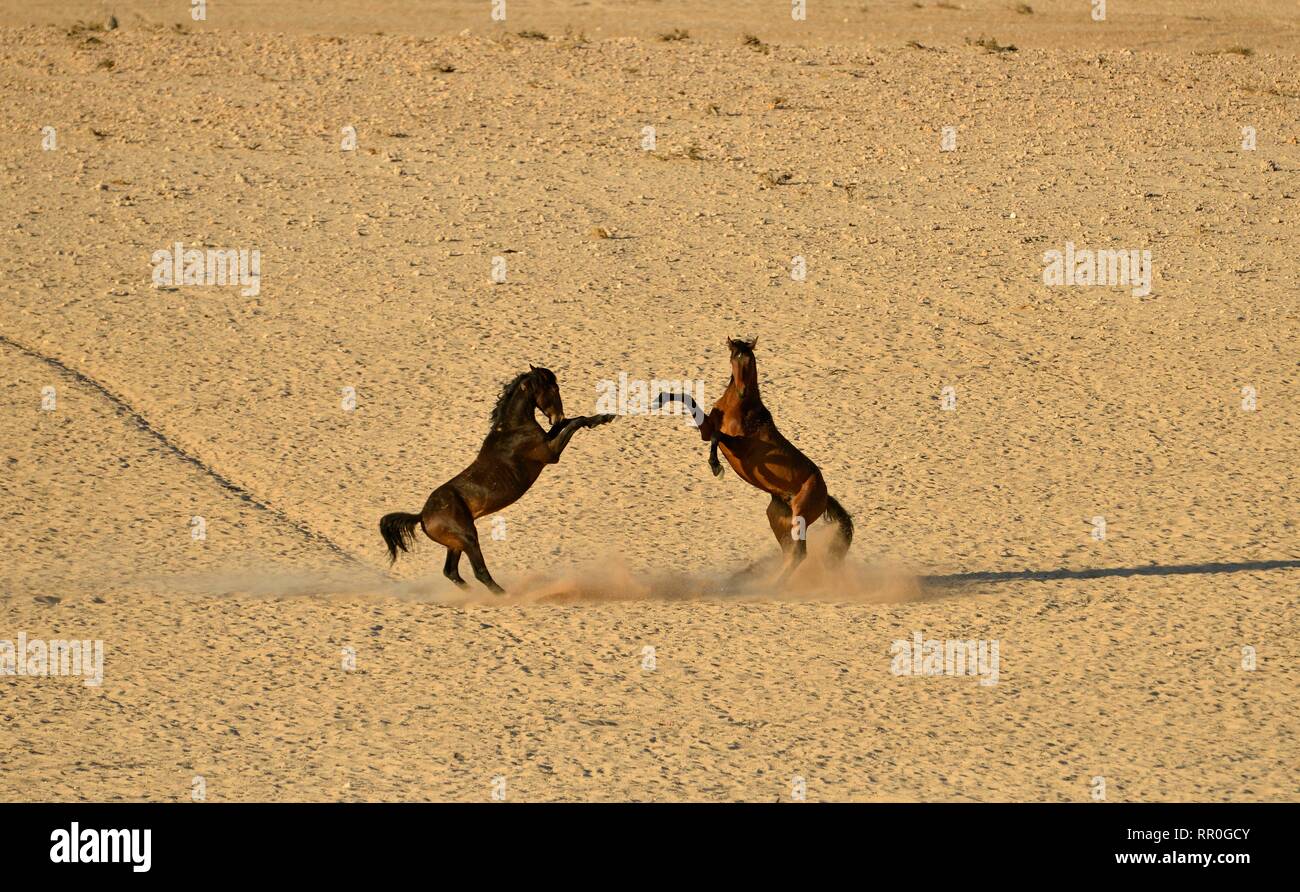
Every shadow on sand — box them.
[922,558,1300,590]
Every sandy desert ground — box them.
[0,1,1296,801]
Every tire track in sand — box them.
[0,332,363,567]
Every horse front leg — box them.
[650,393,732,478]
[709,431,744,479]
[652,391,708,430]
[545,414,616,462]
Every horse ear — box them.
[749,336,758,350]
[529,364,537,372]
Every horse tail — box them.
[824,496,854,562]
[379,511,422,565]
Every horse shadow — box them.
[920,558,1300,594]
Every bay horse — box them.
[655,338,853,586]
[380,366,616,593]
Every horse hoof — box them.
[710,462,723,478]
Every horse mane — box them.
[489,371,532,429]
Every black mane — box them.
[489,371,533,429]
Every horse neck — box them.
[499,385,539,430]
[729,366,761,405]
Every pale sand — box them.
[0,2,1296,801]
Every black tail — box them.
[824,496,854,562]
[379,512,422,565]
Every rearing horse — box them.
[655,338,853,585]
[380,366,616,593]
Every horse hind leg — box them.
[423,493,505,594]
[766,495,806,588]
[461,536,504,594]
[774,478,827,588]
[766,494,795,556]
[443,549,467,587]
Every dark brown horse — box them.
[655,338,853,585]
[380,366,616,593]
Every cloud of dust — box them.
[474,554,924,606]
[136,553,924,607]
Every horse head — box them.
[527,365,565,425]
[726,337,758,399]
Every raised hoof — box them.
[709,461,724,478]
